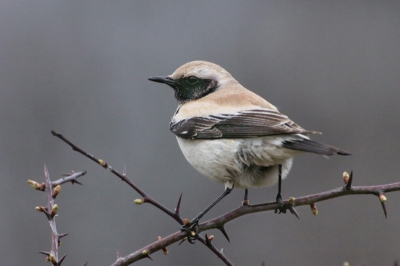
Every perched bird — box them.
[149,60,350,225]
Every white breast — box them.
[176,136,300,189]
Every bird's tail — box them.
[282,139,351,156]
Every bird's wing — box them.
[170,109,320,139]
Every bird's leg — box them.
[182,185,233,243]
[275,164,287,214]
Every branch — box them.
[27,171,87,191]
[51,130,183,223]
[110,179,400,265]
[51,130,231,264]
[51,130,400,265]
[35,165,67,265]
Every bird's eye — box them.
[187,76,199,84]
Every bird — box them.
[148,60,350,228]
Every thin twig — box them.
[51,131,231,264]
[51,130,184,224]
[111,181,400,265]
[37,165,67,265]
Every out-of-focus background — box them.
[1,1,399,265]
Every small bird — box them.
[149,61,350,225]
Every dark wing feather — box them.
[282,139,352,155]
[170,109,319,139]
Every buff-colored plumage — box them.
[149,60,350,190]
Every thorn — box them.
[141,250,153,261]
[115,249,121,258]
[71,180,83,186]
[175,193,183,215]
[220,248,224,254]
[58,254,67,264]
[205,233,211,245]
[345,171,353,189]
[380,200,387,219]
[218,226,230,242]
[59,233,69,239]
[178,237,187,246]
[123,165,127,176]
[82,263,88,266]
[289,205,300,220]
[39,251,51,256]
[242,189,249,205]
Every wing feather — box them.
[170,109,320,139]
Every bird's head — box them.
[148,61,236,103]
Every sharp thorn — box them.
[178,238,186,246]
[115,248,121,258]
[82,263,88,266]
[380,201,387,219]
[123,165,127,176]
[218,226,230,242]
[72,180,83,186]
[205,233,211,245]
[289,206,300,220]
[38,251,50,256]
[175,193,183,215]
[346,170,353,189]
[58,254,67,264]
[59,233,69,239]
[146,254,153,261]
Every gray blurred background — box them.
[1,1,399,265]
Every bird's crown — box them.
[170,61,234,85]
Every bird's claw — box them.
[180,220,199,244]
[274,193,287,214]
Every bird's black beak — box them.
[148,76,177,86]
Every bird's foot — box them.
[180,219,199,244]
[274,193,287,214]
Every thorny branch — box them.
[32,165,88,265]
[51,131,400,266]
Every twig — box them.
[28,171,87,191]
[36,165,67,265]
[51,131,231,264]
[111,180,400,265]
[51,131,400,265]
[51,130,183,224]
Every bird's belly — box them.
[176,137,238,185]
[176,137,297,189]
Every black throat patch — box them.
[170,77,218,103]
